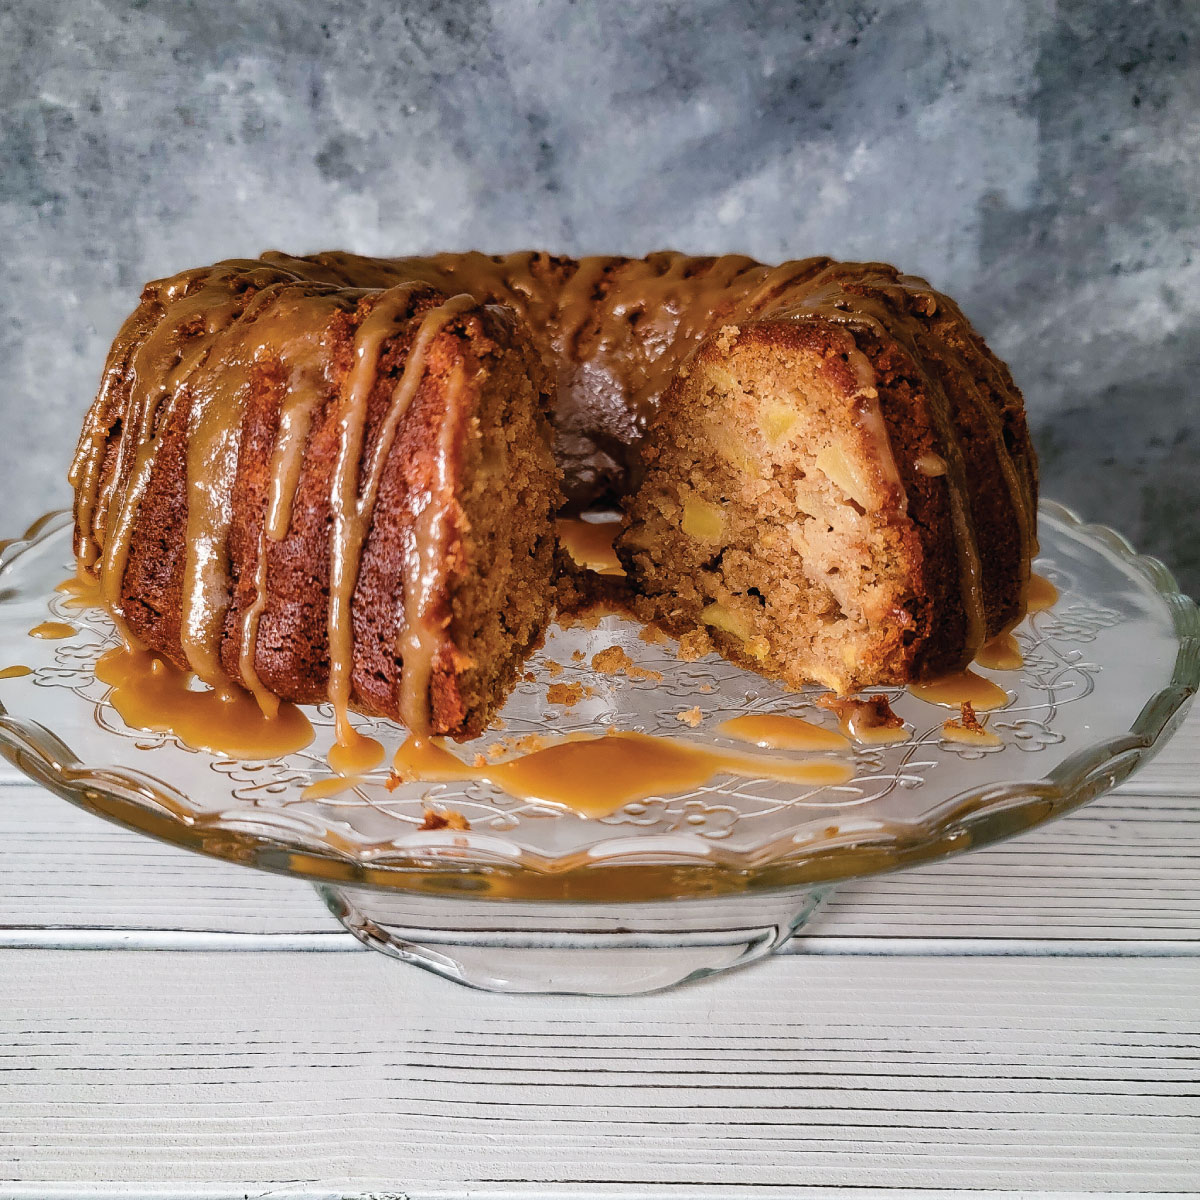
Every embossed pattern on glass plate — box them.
[0,502,1196,899]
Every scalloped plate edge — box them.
[0,502,1196,899]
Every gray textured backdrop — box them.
[2,0,1197,588]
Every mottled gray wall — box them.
[2,0,1198,588]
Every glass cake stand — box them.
[0,501,1195,993]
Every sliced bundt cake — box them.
[70,251,1036,738]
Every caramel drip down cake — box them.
[70,251,1037,739]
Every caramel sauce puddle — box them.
[28,621,75,640]
[909,669,1009,711]
[557,517,624,576]
[393,730,853,819]
[95,645,313,759]
[718,713,849,751]
[975,632,1023,671]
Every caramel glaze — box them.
[28,621,75,640]
[909,669,1009,712]
[70,268,490,749]
[300,774,368,801]
[327,729,385,776]
[95,644,313,758]
[556,516,624,575]
[54,575,103,609]
[975,632,1024,671]
[718,713,849,751]
[71,251,1038,739]
[1026,572,1059,612]
[393,730,854,820]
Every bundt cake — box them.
[70,251,1037,741]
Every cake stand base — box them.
[315,882,830,994]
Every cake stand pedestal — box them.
[316,882,829,994]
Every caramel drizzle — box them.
[178,282,302,689]
[69,302,160,570]
[78,264,300,649]
[89,265,280,557]
[236,289,354,714]
[393,730,854,820]
[551,256,614,360]
[397,361,466,736]
[28,621,75,640]
[94,643,313,759]
[910,668,1009,711]
[327,289,477,744]
[736,257,833,317]
[96,282,245,644]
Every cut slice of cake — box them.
[617,304,1033,695]
[71,271,561,740]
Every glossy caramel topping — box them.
[326,283,421,743]
[180,285,332,693]
[94,645,313,758]
[817,693,909,745]
[557,516,624,575]
[54,575,103,609]
[327,728,385,776]
[0,665,32,679]
[910,669,1009,711]
[95,277,249,646]
[718,713,849,751]
[392,730,853,819]
[300,775,368,801]
[396,352,473,737]
[1026,573,1059,612]
[28,621,75,640]
[231,289,353,716]
[975,632,1024,671]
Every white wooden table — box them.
[2,707,1199,1199]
